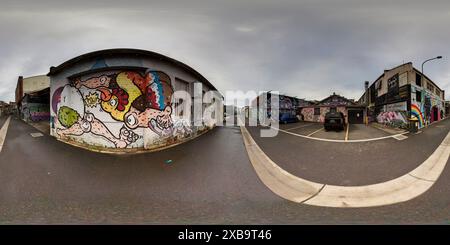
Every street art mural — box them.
[48,50,220,152]
[301,106,347,123]
[51,70,185,149]
[376,111,408,128]
[301,107,315,121]
[279,95,298,122]
[279,96,293,110]
[300,94,352,123]
[376,101,408,129]
[411,104,424,128]
[22,103,50,122]
[411,85,444,129]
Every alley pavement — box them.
[247,119,450,186]
[0,115,449,224]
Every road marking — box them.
[285,124,314,131]
[370,123,408,135]
[345,124,349,141]
[261,122,410,142]
[30,132,44,138]
[0,116,11,153]
[393,134,408,141]
[240,125,450,207]
[306,127,323,137]
[276,126,408,143]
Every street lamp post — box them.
[420,56,442,127]
[422,56,442,74]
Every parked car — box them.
[324,111,345,131]
[279,112,299,124]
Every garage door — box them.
[348,109,364,124]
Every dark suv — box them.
[324,111,345,131]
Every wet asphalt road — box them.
[0,116,449,224]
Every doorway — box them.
[348,109,364,124]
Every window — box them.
[314,107,320,115]
[416,73,422,87]
[416,91,422,102]
[427,82,434,92]
[330,107,337,113]
[376,80,382,90]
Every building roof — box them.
[316,92,356,106]
[368,62,443,91]
[47,48,219,92]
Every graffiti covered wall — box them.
[50,54,217,151]
[375,101,408,129]
[411,84,444,129]
[22,103,50,122]
[301,106,347,123]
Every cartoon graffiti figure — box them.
[56,106,139,148]
[74,74,112,90]
[126,71,174,136]
[54,85,139,148]
[74,73,137,120]
[171,118,193,137]
[74,71,174,136]
[124,105,173,137]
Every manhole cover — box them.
[30,132,44,138]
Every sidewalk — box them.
[27,120,50,135]
[370,122,408,135]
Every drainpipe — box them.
[364,81,369,125]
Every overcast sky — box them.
[1,0,450,103]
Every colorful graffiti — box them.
[411,85,444,128]
[375,101,408,128]
[52,70,176,148]
[411,104,424,128]
[376,111,408,128]
[279,96,293,110]
[22,103,50,122]
[301,106,346,123]
[301,107,314,121]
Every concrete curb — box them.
[0,116,11,152]
[240,125,450,207]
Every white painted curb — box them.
[240,125,450,207]
[0,116,11,152]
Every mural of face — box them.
[101,95,119,111]
[124,106,173,136]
